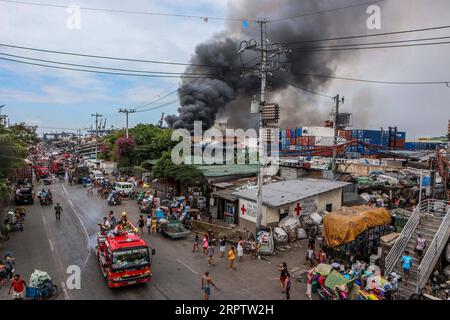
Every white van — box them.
[91,170,104,181]
[114,181,133,195]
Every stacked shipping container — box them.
[347,129,406,155]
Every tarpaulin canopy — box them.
[323,206,391,247]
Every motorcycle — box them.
[107,192,122,205]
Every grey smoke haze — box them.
[166,0,387,131]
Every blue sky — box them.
[0,0,229,133]
[1,0,450,138]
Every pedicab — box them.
[6,209,24,232]
[26,270,58,300]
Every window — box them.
[326,203,333,212]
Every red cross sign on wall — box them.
[295,202,302,216]
[241,204,246,215]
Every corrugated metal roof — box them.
[232,179,350,207]
[212,189,238,202]
[197,164,258,177]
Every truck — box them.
[34,165,50,179]
[14,163,33,187]
[74,164,89,183]
[96,225,155,288]
[15,163,33,180]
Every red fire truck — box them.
[97,225,155,288]
[34,165,50,178]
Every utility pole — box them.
[240,20,290,232]
[332,94,344,171]
[118,108,136,139]
[91,113,102,159]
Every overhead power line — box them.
[296,73,450,85]
[277,24,450,45]
[292,39,450,52]
[290,35,450,51]
[0,56,241,79]
[0,43,243,69]
[0,52,242,76]
[270,0,384,22]
[0,0,258,22]
[135,89,179,110]
[135,99,180,113]
[272,77,334,99]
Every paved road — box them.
[0,180,309,300]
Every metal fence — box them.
[384,201,424,274]
[417,206,450,293]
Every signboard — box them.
[239,199,257,222]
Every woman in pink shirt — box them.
[202,234,209,255]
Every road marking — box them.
[61,184,92,271]
[60,281,70,300]
[61,184,90,244]
[48,239,55,252]
[176,259,199,275]
[42,215,47,225]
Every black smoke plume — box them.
[166,0,379,131]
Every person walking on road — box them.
[201,271,219,300]
[138,215,145,234]
[279,262,288,293]
[146,215,152,234]
[401,250,413,286]
[237,237,244,262]
[250,239,257,259]
[219,236,226,258]
[202,234,209,255]
[228,246,236,270]
[284,272,292,300]
[54,203,63,220]
[306,245,315,267]
[193,233,199,252]
[151,217,157,235]
[207,245,215,267]
[9,274,26,300]
[4,254,15,281]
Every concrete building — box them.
[232,179,350,234]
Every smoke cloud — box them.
[167,0,381,131]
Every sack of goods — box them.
[296,228,307,240]
[278,216,300,232]
[273,227,288,244]
[30,269,52,287]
